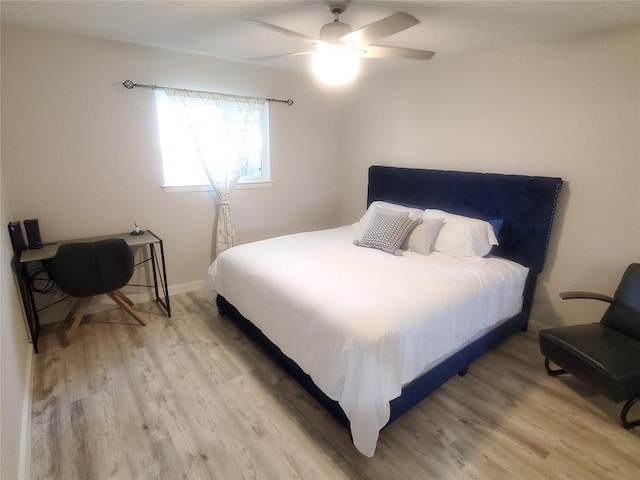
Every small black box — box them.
[7,221,26,253]
[23,218,43,249]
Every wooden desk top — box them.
[19,230,161,263]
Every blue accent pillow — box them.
[488,218,504,237]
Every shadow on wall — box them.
[540,180,569,285]
[532,282,564,330]
[530,181,569,330]
[534,180,632,330]
[532,182,606,329]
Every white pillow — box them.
[359,201,423,230]
[404,218,445,255]
[423,209,498,258]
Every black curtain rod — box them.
[122,80,294,105]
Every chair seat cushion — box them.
[539,323,640,402]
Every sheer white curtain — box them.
[164,88,265,257]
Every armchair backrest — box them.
[51,238,134,297]
[600,263,640,341]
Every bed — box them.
[207,166,563,456]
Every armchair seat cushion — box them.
[539,323,640,403]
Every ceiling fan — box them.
[246,0,434,83]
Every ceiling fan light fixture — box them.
[312,43,360,85]
[249,2,434,85]
[319,19,352,42]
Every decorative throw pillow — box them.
[404,218,445,255]
[354,212,421,255]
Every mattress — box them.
[206,224,529,456]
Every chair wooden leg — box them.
[107,290,147,326]
[113,289,134,307]
[64,296,93,347]
[54,297,84,336]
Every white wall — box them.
[1,26,344,295]
[1,28,35,480]
[339,25,640,329]
[1,176,33,479]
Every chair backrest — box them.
[600,263,640,341]
[50,238,134,297]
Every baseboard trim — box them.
[39,280,205,325]
[167,280,204,296]
[87,279,204,313]
[18,347,34,480]
[528,319,547,333]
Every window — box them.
[154,89,270,188]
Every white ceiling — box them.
[2,1,639,78]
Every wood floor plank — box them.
[31,395,68,480]
[69,389,133,480]
[31,290,640,479]
[31,333,65,404]
[109,375,177,480]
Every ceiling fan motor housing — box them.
[326,1,350,15]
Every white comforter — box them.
[206,225,528,456]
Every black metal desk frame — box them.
[14,230,170,353]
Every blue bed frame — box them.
[217,166,563,434]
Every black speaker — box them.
[23,219,43,249]
[7,221,26,253]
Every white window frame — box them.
[154,90,272,192]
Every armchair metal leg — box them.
[544,358,568,376]
[621,395,640,429]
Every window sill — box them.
[162,181,273,193]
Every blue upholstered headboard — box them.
[367,166,563,273]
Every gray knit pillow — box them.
[354,212,421,255]
[405,218,445,254]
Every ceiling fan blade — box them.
[244,20,317,45]
[340,12,419,45]
[248,51,314,61]
[362,45,435,60]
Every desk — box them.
[14,230,170,353]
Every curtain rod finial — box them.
[123,80,135,89]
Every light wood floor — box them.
[31,291,640,479]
